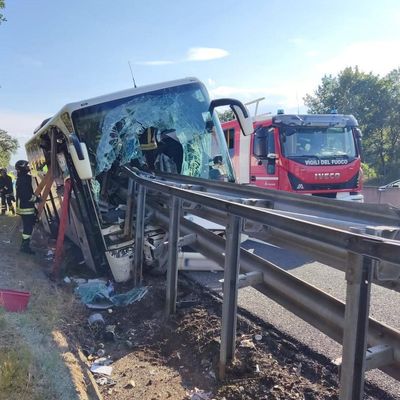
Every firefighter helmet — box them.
[15,160,30,173]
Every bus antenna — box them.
[128,61,137,88]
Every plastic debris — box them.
[97,349,106,357]
[96,377,116,386]
[90,364,113,376]
[88,313,105,327]
[104,325,116,341]
[239,339,256,349]
[75,281,148,309]
[63,276,72,284]
[72,277,87,284]
[254,334,263,341]
[187,387,212,400]
[45,249,54,261]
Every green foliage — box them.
[0,129,19,168]
[0,1,6,24]
[361,162,377,183]
[304,67,400,182]
[217,109,235,122]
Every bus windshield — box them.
[71,82,235,182]
[281,127,357,158]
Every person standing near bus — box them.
[15,160,40,254]
[0,168,15,215]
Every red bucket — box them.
[0,289,31,312]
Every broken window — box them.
[71,82,235,226]
[71,82,235,182]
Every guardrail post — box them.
[219,214,242,380]
[166,196,182,316]
[133,184,146,286]
[340,253,373,400]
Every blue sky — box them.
[1,0,400,162]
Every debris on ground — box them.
[61,275,396,400]
[74,280,148,309]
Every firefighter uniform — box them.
[15,160,38,254]
[0,170,15,215]
[139,126,158,170]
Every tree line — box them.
[219,66,400,184]
[304,66,400,184]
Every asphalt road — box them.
[184,238,400,398]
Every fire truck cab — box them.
[222,112,364,201]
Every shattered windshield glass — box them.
[71,82,235,182]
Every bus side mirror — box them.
[231,104,253,136]
[68,135,93,180]
[209,98,253,136]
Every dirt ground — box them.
[0,215,397,400]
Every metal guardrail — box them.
[156,172,400,228]
[143,173,400,291]
[123,167,400,400]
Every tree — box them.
[304,67,400,182]
[0,129,19,168]
[0,1,6,25]
[217,109,235,122]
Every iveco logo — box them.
[315,172,341,180]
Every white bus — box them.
[26,77,252,280]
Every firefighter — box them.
[139,126,159,170]
[15,160,40,254]
[0,168,15,215]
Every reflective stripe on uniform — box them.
[140,128,158,151]
[17,208,35,215]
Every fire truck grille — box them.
[288,172,360,192]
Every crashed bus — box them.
[26,77,252,280]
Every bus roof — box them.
[28,77,202,144]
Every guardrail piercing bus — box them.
[26,77,252,281]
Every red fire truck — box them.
[221,112,364,201]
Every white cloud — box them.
[0,109,47,137]
[135,60,174,66]
[186,47,229,61]
[135,47,229,65]
[289,38,306,47]
[306,50,319,57]
[207,78,216,87]
[18,55,44,68]
[0,109,49,163]
[315,40,400,76]
[208,82,310,114]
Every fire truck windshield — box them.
[281,127,357,158]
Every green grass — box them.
[0,308,5,330]
[0,346,35,400]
